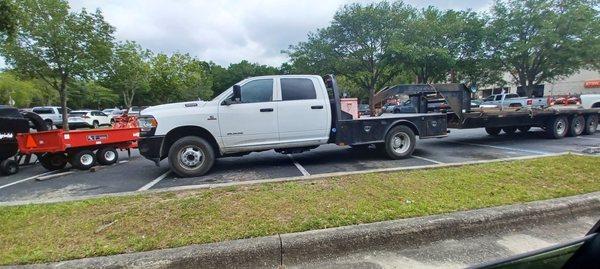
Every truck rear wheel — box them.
[70,150,96,170]
[567,115,585,137]
[583,114,598,135]
[168,136,215,177]
[545,116,568,139]
[39,153,67,171]
[382,125,416,159]
[485,127,501,136]
[96,147,118,165]
[0,159,19,175]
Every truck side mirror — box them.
[232,85,242,102]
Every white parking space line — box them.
[138,170,170,191]
[0,171,58,190]
[451,141,551,155]
[288,154,310,176]
[411,155,445,164]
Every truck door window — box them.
[241,79,273,103]
[281,78,317,101]
[495,95,503,101]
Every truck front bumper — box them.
[138,135,164,164]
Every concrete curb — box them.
[0,152,577,206]
[6,191,600,269]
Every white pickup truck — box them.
[137,75,448,177]
[480,93,547,108]
[581,94,600,109]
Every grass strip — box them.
[0,154,599,265]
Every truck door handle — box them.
[260,108,274,112]
[311,105,324,109]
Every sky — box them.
[2,0,494,68]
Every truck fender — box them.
[383,120,420,140]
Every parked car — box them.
[391,99,449,113]
[127,106,147,116]
[358,104,370,116]
[470,99,483,108]
[32,106,70,128]
[581,94,600,109]
[381,103,397,113]
[67,110,111,129]
[102,108,125,123]
[481,93,547,108]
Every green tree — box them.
[209,60,280,97]
[488,0,599,95]
[146,53,213,104]
[288,1,415,114]
[0,0,17,40]
[105,41,151,108]
[0,0,114,130]
[69,80,118,109]
[0,72,41,107]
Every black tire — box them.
[485,127,501,136]
[583,114,598,135]
[545,116,568,139]
[45,119,54,130]
[21,111,50,132]
[567,115,585,137]
[382,125,416,159]
[39,153,68,171]
[96,147,118,165]
[502,127,517,135]
[517,126,531,133]
[69,150,96,170]
[92,121,99,129]
[168,136,215,177]
[0,159,19,175]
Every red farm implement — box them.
[16,127,140,171]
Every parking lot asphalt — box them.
[1,128,598,203]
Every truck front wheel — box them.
[583,114,598,135]
[545,116,568,139]
[168,136,215,178]
[382,125,416,159]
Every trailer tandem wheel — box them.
[583,114,598,135]
[568,115,585,137]
[545,116,568,139]
[97,147,118,165]
[70,150,96,170]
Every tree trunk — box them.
[59,84,69,131]
[368,87,375,117]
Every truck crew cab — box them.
[137,75,448,177]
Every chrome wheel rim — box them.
[104,151,116,162]
[80,154,94,166]
[556,120,565,135]
[178,146,204,170]
[391,132,410,154]
[574,118,583,133]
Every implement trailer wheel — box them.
[545,116,568,139]
[382,125,416,159]
[0,159,19,175]
[96,147,118,165]
[568,115,585,137]
[583,114,598,135]
[70,150,96,170]
[485,127,501,136]
[39,153,68,171]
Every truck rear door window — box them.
[281,78,317,101]
[241,79,273,103]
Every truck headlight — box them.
[138,116,158,132]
